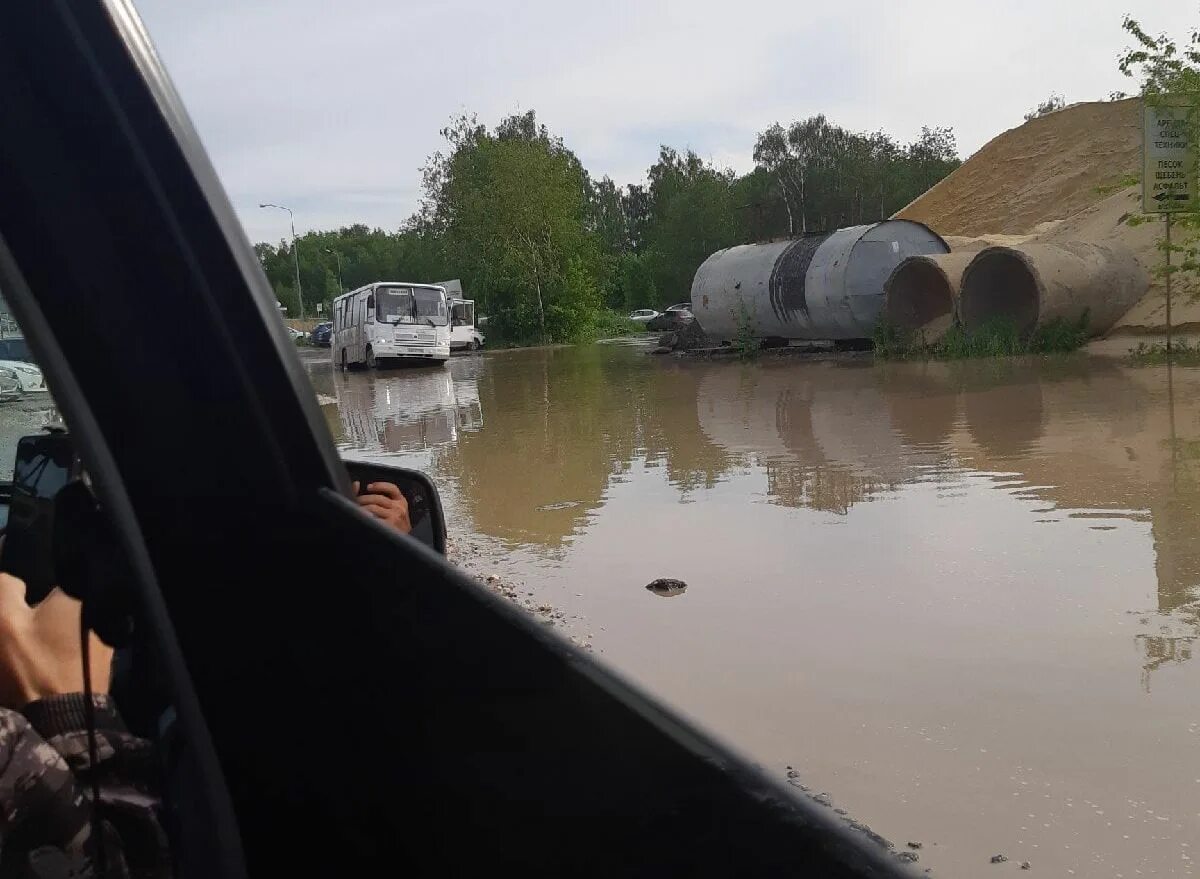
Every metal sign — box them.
[1144,99,1198,214]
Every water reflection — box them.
[435,348,731,546]
[309,346,1200,684]
[322,363,483,454]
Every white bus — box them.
[332,282,451,369]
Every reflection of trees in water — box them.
[316,347,1200,686]
[436,347,733,546]
[638,364,732,493]
[764,460,893,515]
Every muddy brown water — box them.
[304,342,1200,876]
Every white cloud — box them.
[136,0,1196,243]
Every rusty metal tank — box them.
[691,221,949,342]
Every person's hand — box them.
[353,481,412,535]
[0,578,113,709]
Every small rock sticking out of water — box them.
[1020,862,1031,871]
[646,578,688,598]
[907,842,923,850]
[897,851,919,863]
[990,854,1008,864]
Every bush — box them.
[732,299,759,359]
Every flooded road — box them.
[305,344,1200,876]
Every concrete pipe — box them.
[882,251,975,343]
[959,242,1148,337]
[691,221,949,343]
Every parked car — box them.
[285,325,307,342]
[647,309,694,332]
[665,302,693,312]
[0,366,21,401]
[0,336,32,362]
[628,308,659,325]
[0,359,47,393]
[310,321,332,347]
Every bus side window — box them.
[365,293,374,324]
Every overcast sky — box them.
[136,0,1193,245]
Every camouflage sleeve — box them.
[0,696,170,879]
[0,705,94,863]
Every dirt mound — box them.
[896,100,1141,237]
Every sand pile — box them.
[897,99,1141,236]
[897,98,1192,335]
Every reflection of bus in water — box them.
[334,367,483,454]
[332,282,451,369]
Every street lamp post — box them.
[323,247,344,294]
[259,202,305,320]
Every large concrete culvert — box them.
[883,252,975,342]
[959,242,1148,338]
[691,220,949,343]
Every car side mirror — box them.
[343,460,447,555]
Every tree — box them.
[749,117,960,240]
[254,106,966,343]
[1024,94,1066,121]
[419,111,602,343]
[641,147,740,304]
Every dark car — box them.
[310,321,332,347]
[647,308,693,332]
[0,336,32,362]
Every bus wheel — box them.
[366,346,376,369]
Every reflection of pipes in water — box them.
[882,252,974,343]
[959,242,1148,337]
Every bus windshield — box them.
[376,286,448,326]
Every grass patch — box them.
[874,315,1089,361]
[586,309,642,340]
[1127,339,1200,365]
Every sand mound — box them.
[897,99,1141,237]
[898,98,1193,336]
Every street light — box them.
[259,202,305,320]
[323,247,344,294]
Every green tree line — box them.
[257,110,961,344]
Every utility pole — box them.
[1165,212,1173,356]
[259,202,305,320]
[324,247,344,293]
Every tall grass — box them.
[1127,339,1200,366]
[874,315,1089,361]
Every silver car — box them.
[0,366,22,401]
